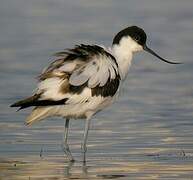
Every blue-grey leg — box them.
[81,117,91,163]
[63,160,74,177]
[62,118,74,161]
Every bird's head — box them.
[113,26,181,64]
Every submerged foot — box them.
[61,143,74,162]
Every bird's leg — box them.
[63,160,74,177]
[62,118,74,162]
[81,117,91,163]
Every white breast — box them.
[111,36,143,79]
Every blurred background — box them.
[0,0,193,179]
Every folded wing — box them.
[38,44,119,101]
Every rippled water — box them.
[1,0,193,179]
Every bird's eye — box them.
[133,35,140,42]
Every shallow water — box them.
[1,0,193,179]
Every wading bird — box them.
[11,26,181,162]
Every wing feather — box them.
[36,45,119,103]
[69,54,118,88]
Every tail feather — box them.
[25,106,53,126]
[10,94,41,110]
[11,94,68,110]
[10,94,67,125]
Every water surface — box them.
[1,0,193,179]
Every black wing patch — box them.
[91,75,120,97]
[10,94,68,110]
[55,44,118,65]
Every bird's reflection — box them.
[82,161,88,176]
[63,160,88,179]
[63,161,74,177]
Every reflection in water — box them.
[97,174,126,179]
[63,161,89,178]
[63,161,75,178]
[0,156,90,180]
[1,151,193,179]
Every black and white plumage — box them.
[13,44,121,123]
[11,26,181,162]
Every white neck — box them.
[111,36,143,79]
